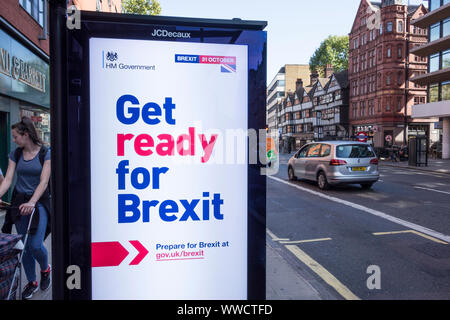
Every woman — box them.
[0,117,51,300]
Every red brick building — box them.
[349,0,438,148]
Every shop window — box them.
[20,108,51,146]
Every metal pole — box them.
[49,0,69,300]
[404,5,409,146]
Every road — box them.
[267,153,450,300]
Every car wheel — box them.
[317,171,330,190]
[361,183,374,189]
[288,166,297,181]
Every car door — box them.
[294,145,310,178]
[305,143,321,180]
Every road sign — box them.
[356,131,368,142]
[385,135,393,142]
[51,11,267,300]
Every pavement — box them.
[0,210,52,300]
[266,234,324,300]
[379,158,450,175]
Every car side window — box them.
[306,144,321,157]
[297,145,310,158]
[320,144,331,157]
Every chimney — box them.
[296,78,304,90]
[310,71,319,85]
[325,64,334,78]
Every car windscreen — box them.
[336,144,375,158]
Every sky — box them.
[158,0,426,81]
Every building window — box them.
[430,0,441,11]
[430,22,440,42]
[442,81,450,100]
[369,100,375,116]
[443,50,450,69]
[429,83,439,102]
[19,0,45,27]
[397,20,404,33]
[398,46,402,58]
[387,22,393,33]
[444,18,450,38]
[397,98,402,111]
[387,47,392,58]
[429,53,440,72]
[380,24,383,35]
[386,75,391,85]
[386,102,391,111]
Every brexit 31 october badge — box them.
[175,54,236,73]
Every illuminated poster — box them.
[89,38,248,299]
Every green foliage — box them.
[123,0,161,15]
[309,35,349,77]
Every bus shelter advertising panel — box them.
[52,12,267,300]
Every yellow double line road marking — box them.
[285,245,360,301]
[267,229,360,300]
[280,238,332,244]
[373,230,448,245]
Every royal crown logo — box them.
[106,51,118,62]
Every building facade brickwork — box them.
[349,0,438,148]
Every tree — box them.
[309,35,349,77]
[123,0,161,15]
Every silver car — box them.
[288,141,379,190]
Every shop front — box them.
[0,26,50,179]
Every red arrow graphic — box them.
[129,240,149,265]
[92,241,129,267]
[92,241,149,267]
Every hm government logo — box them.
[106,51,118,62]
[102,50,155,71]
